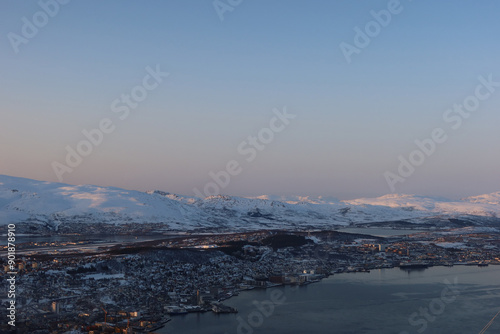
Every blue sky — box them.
[1,0,499,199]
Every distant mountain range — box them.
[1,174,499,232]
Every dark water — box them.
[1,228,417,245]
[160,266,500,334]
[336,228,427,237]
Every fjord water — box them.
[336,227,428,237]
[161,266,500,334]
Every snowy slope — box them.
[0,175,193,227]
[463,192,500,205]
[0,174,499,231]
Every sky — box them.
[1,0,499,200]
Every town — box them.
[1,227,499,333]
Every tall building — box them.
[51,301,60,314]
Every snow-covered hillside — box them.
[0,175,499,231]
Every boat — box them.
[185,305,205,313]
[212,303,238,314]
[399,261,429,269]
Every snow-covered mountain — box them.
[0,174,499,232]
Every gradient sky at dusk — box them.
[1,0,500,199]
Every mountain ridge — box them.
[1,174,499,231]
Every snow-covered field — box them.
[1,174,499,231]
